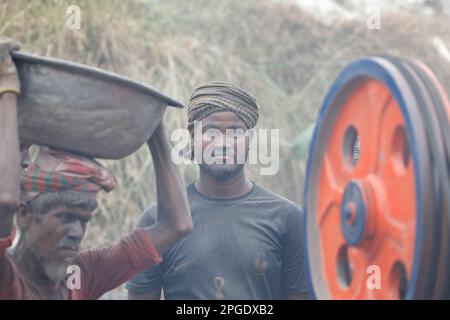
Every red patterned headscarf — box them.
[21,147,117,200]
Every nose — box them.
[224,136,234,150]
[214,133,234,151]
[66,220,84,243]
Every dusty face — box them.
[191,111,251,180]
[20,205,92,281]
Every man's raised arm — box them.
[144,122,193,255]
[0,40,21,238]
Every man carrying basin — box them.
[0,39,193,299]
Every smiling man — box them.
[0,39,192,300]
[127,81,309,300]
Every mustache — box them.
[56,238,81,251]
[211,148,235,157]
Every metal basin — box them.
[12,52,183,159]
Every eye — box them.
[202,127,223,137]
[226,128,246,137]
[235,130,247,137]
[80,218,90,227]
[61,213,76,224]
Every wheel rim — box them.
[304,57,437,300]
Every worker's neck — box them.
[195,167,253,199]
[14,238,59,288]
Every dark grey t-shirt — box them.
[126,183,309,299]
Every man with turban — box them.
[0,39,192,299]
[127,81,309,299]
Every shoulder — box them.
[249,184,304,238]
[137,184,194,228]
[251,183,303,217]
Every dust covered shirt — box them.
[126,183,309,299]
[0,229,161,300]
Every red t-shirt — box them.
[0,228,161,300]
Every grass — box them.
[1,0,450,298]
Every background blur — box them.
[1,0,450,298]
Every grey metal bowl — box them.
[12,52,183,159]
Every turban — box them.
[187,81,260,129]
[21,147,117,201]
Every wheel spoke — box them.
[353,82,392,176]
[317,155,345,226]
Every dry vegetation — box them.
[1,0,450,298]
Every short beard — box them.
[42,260,70,282]
[199,163,244,181]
